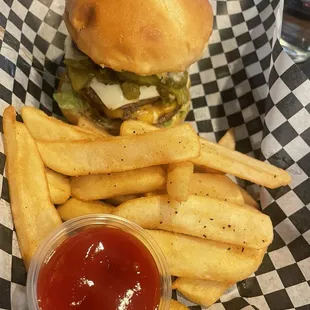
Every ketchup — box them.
[37,227,161,310]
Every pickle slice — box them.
[117,71,160,86]
[68,66,94,92]
[157,85,189,106]
[95,68,119,85]
[64,59,96,71]
[174,87,190,106]
[156,86,175,102]
[163,71,188,88]
[120,82,140,100]
[79,59,97,69]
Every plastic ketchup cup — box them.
[27,214,171,310]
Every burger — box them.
[54,0,213,134]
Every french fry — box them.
[218,128,235,150]
[238,186,259,209]
[144,190,167,197]
[121,121,235,151]
[114,195,273,249]
[194,139,291,188]
[190,173,244,205]
[200,129,234,174]
[105,194,142,206]
[3,107,62,270]
[57,198,114,221]
[21,106,98,141]
[195,129,234,173]
[241,204,262,213]
[70,166,166,200]
[37,124,200,176]
[169,300,189,310]
[77,116,111,137]
[120,120,291,188]
[147,230,265,282]
[46,168,71,204]
[121,121,222,175]
[194,165,223,174]
[120,120,157,136]
[172,278,230,307]
[167,162,194,202]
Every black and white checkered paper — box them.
[0,0,309,309]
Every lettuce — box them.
[53,91,86,115]
[53,87,121,135]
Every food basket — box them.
[0,0,309,309]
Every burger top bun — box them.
[64,0,213,75]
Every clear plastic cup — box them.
[281,0,310,63]
[27,214,171,310]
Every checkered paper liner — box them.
[0,0,309,308]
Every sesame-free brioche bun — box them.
[64,0,213,75]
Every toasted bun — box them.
[64,0,213,75]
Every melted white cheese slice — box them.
[90,78,160,110]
